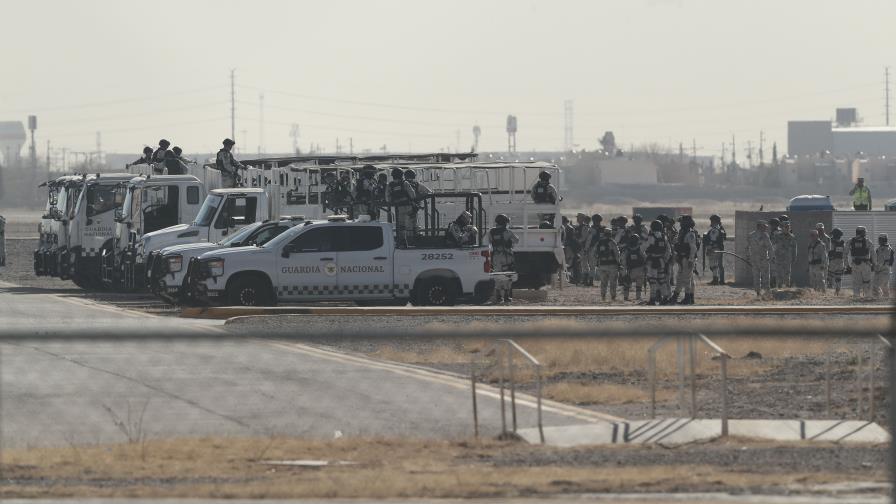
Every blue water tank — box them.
[787,195,834,212]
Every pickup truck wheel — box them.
[227,276,272,307]
[420,278,456,306]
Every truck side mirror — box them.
[228,216,236,228]
[281,245,293,258]
[114,208,124,222]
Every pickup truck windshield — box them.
[220,222,262,246]
[193,194,223,227]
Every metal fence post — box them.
[888,343,896,504]
[471,362,479,438]
[720,353,728,437]
[648,347,657,419]
[507,341,517,433]
[869,342,876,422]
[676,336,686,414]
[536,365,544,444]
[825,352,832,417]
[498,346,507,435]
[689,334,698,418]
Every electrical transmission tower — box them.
[563,99,574,151]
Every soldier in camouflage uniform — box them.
[827,228,847,295]
[745,220,773,296]
[772,221,797,288]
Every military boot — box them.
[668,292,680,304]
[708,278,718,285]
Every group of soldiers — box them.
[562,212,723,305]
[129,138,198,175]
[747,217,894,299]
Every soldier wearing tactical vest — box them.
[827,228,847,295]
[645,219,672,305]
[386,168,417,247]
[807,230,828,292]
[849,177,871,211]
[671,214,698,305]
[746,220,773,296]
[530,170,558,226]
[216,138,245,188]
[773,221,797,288]
[703,214,726,285]
[848,226,875,299]
[594,227,621,301]
[873,234,893,298]
[621,234,646,302]
[489,213,519,303]
[353,166,379,220]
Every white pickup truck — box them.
[149,216,306,303]
[190,216,508,306]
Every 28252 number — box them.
[420,252,454,261]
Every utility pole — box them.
[746,140,753,169]
[886,66,891,126]
[230,69,236,142]
[349,137,353,155]
[46,140,51,179]
[730,134,736,164]
[258,92,264,155]
[758,131,765,166]
[472,124,481,152]
[289,124,300,155]
[691,138,697,159]
[721,143,726,168]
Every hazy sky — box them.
[2,0,894,159]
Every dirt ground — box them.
[0,436,887,499]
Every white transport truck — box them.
[149,216,306,303]
[33,173,133,288]
[190,215,504,306]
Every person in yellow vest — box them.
[849,177,871,211]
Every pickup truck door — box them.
[276,226,340,300]
[335,225,393,299]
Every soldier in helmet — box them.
[873,233,894,298]
[353,165,379,220]
[613,216,629,244]
[489,213,519,303]
[373,172,389,217]
[216,138,245,188]
[594,227,621,301]
[404,169,431,239]
[130,146,154,166]
[827,228,847,294]
[645,219,672,305]
[659,214,678,297]
[385,167,417,247]
[561,216,578,282]
[807,230,828,292]
[530,170,558,226]
[671,215,698,304]
[152,138,171,164]
[774,220,797,287]
[703,214,726,285]
[621,234,646,301]
[848,226,875,299]
[576,214,594,286]
[446,210,477,247]
[746,220,773,296]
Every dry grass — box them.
[543,382,675,405]
[0,436,878,499]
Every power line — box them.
[0,84,227,114]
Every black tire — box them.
[72,273,102,291]
[227,275,273,307]
[418,277,456,306]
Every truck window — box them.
[143,185,180,234]
[186,186,200,205]
[251,225,289,246]
[86,185,119,217]
[342,226,384,251]
[288,227,340,253]
[214,196,258,229]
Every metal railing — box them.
[825,334,891,420]
[648,333,731,436]
[470,339,544,443]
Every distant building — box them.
[0,121,26,167]
[788,111,896,157]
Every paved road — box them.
[0,283,597,448]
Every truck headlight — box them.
[166,254,183,273]
[202,258,225,278]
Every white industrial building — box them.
[788,109,896,157]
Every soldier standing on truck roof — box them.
[216,138,245,188]
[489,213,519,304]
[404,170,431,241]
[386,168,417,247]
[746,220,773,297]
[130,146,153,166]
[531,170,558,226]
[849,177,872,211]
[152,139,171,164]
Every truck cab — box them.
[104,175,206,289]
